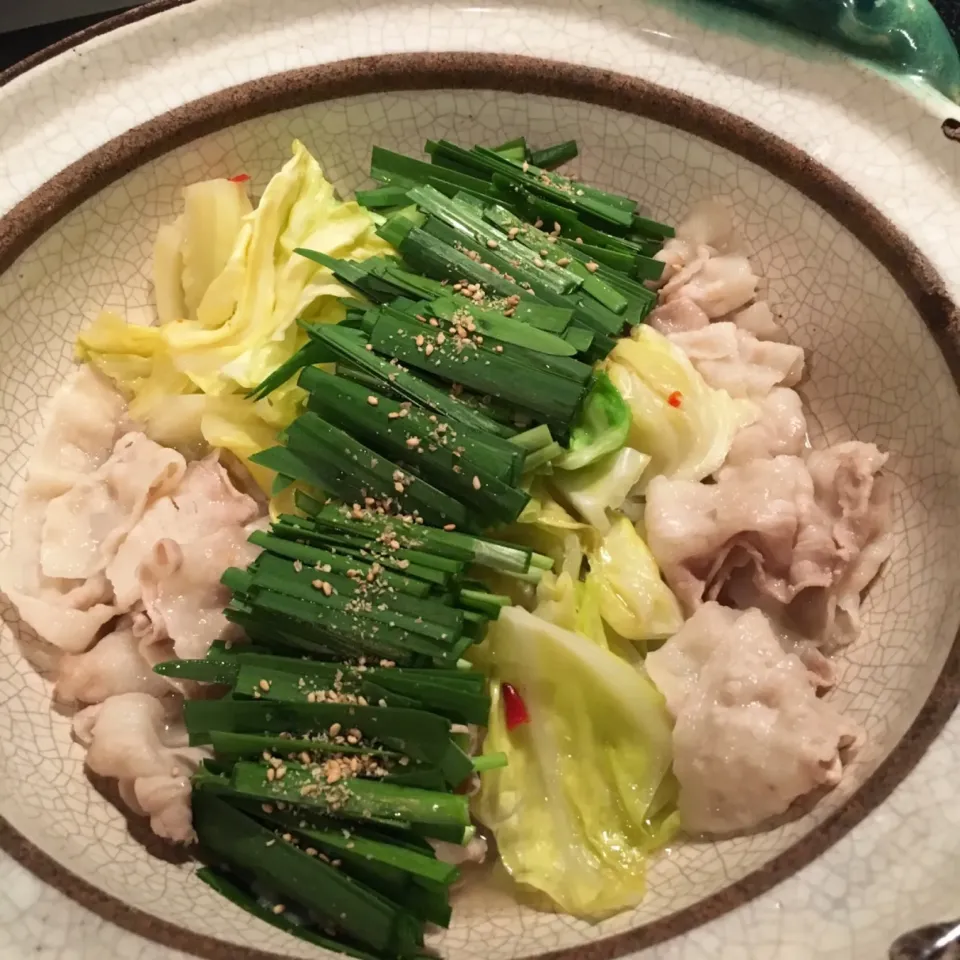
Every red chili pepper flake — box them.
[667,390,683,408]
[502,682,530,731]
[228,173,251,183]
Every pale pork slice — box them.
[725,388,807,466]
[40,432,186,580]
[138,526,260,661]
[106,453,259,610]
[73,693,208,843]
[54,619,176,704]
[667,322,804,399]
[645,443,893,648]
[646,603,859,834]
[1,368,125,652]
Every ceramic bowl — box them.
[2,2,960,959]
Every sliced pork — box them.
[667,322,804,399]
[646,602,859,834]
[54,619,176,705]
[106,453,259,610]
[40,432,186,580]
[644,444,893,647]
[1,368,124,651]
[728,301,788,342]
[725,388,807,466]
[73,693,208,842]
[138,526,260,661]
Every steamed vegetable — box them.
[178,177,254,321]
[474,606,678,917]
[531,570,608,649]
[606,327,757,489]
[588,516,683,641]
[553,372,631,471]
[76,141,390,489]
[552,446,650,533]
[506,483,595,575]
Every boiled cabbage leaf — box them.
[606,326,757,489]
[475,606,678,918]
[75,141,390,490]
[552,446,650,534]
[553,371,631,472]
[507,480,596,576]
[180,177,254,320]
[533,569,610,653]
[588,515,683,641]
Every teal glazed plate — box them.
[691,0,960,102]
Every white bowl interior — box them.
[1,88,959,959]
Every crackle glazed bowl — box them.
[2,1,960,959]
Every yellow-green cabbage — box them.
[76,140,391,489]
[475,606,678,918]
[553,371,631,472]
[552,446,650,534]
[606,326,757,490]
[589,516,683,641]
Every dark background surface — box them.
[1,1,959,73]
[936,0,960,39]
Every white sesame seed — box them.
[405,436,420,448]
[259,679,271,691]
[586,261,599,272]
[425,343,434,356]
[472,475,482,490]
[487,239,499,249]
[367,395,379,406]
